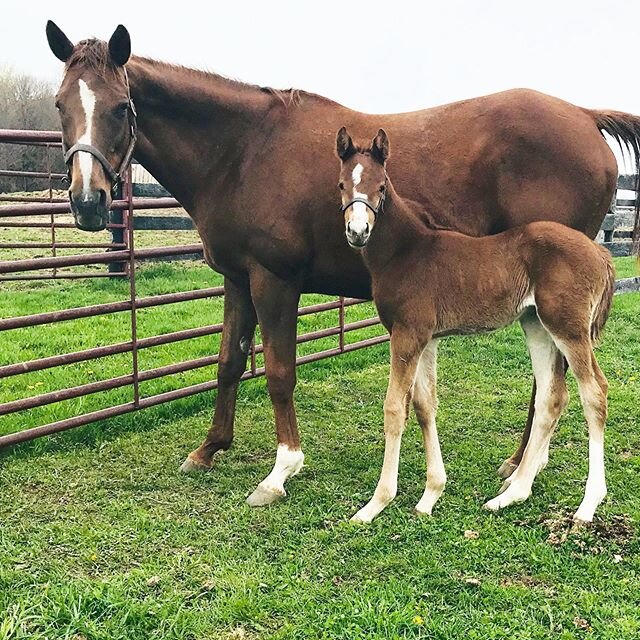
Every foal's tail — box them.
[588,109,640,253]
[591,249,616,345]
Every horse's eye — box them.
[338,182,345,191]
[113,103,129,118]
[379,184,386,192]
[54,101,61,111]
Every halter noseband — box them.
[63,67,137,194]
[340,175,388,219]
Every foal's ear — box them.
[108,25,131,66]
[336,126,356,160]
[46,20,74,63]
[371,129,390,164]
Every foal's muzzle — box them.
[346,222,370,249]
[70,188,109,231]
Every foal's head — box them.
[335,127,389,248]
[46,21,135,231]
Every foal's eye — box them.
[338,182,345,191]
[379,184,386,193]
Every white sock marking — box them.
[256,444,304,496]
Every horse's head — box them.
[335,127,389,249]
[46,21,136,231]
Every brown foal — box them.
[336,128,615,523]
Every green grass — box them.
[614,256,639,279]
[0,259,639,639]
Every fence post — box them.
[108,183,126,276]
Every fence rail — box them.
[0,129,386,450]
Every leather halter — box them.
[340,177,387,219]
[63,67,137,194]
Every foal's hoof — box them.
[484,487,530,512]
[497,460,518,479]
[179,453,212,474]
[246,484,285,507]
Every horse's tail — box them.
[588,109,640,254]
[591,248,616,345]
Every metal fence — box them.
[0,129,386,450]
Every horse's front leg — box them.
[181,276,257,472]
[246,267,304,507]
[352,327,422,523]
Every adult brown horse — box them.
[46,21,640,506]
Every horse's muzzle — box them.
[70,189,109,232]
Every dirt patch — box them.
[520,508,636,553]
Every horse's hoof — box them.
[350,513,370,524]
[572,510,594,527]
[179,454,212,474]
[414,506,434,517]
[246,484,285,507]
[497,460,518,479]
[483,497,502,512]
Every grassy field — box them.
[0,256,638,639]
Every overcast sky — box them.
[2,0,639,167]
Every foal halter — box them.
[62,67,137,194]
[340,175,388,219]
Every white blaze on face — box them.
[348,163,370,236]
[77,79,97,197]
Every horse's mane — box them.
[66,39,328,108]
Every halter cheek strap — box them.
[62,67,137,194]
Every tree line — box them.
[0,68,64,192]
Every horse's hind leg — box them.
[413,341,447,516]
[559,343,608,523]
[497,379,536,479]
[485,314,568,511]
[352,327,423,523]
[181,277,257,472]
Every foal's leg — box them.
[560,344,608,523]
[352,328,422,523]
[181,277,257,472]
[413,341,447,516]
[485,316,568,511]
[246,268,304,507]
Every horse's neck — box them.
[364,181,435,272]
[126,57,273,217]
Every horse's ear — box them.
[108,24,131,66]
[336,126,356,160]
[46,20,74,63]
[371,129,390,164]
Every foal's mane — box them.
[66,39,328,108]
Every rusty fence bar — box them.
[0,128,388,450]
